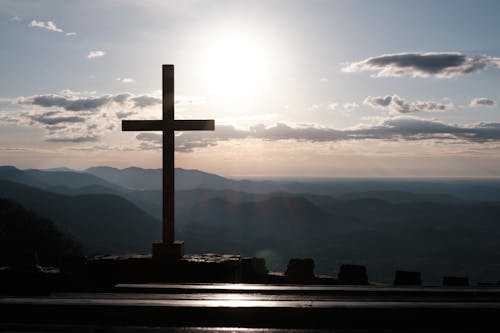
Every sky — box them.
[1,0,500,178]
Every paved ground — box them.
[2,283,500,330]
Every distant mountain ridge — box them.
[4,165,500,201]
[3,164,500,283]
[0,166,125,192]
[83,166,500,201]
[85,166,236,191]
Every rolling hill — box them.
[0,198,82,267]
[0,180,160,254]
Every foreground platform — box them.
[2,283,500,330]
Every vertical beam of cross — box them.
[163,65,175,244]
[122,65,214,248]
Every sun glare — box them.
[202,36,268,99]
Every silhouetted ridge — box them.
[85,166,234,191]
[0,180,160,254]
[0,166,125,192]
[0,198,82,267]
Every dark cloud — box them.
[46,135,99,143]
[364,95,449,113]
[131,96,161,108]
[18,94,111,111]
[17,92,163,113]
[470,97,497,107]
[343,52,500,78]
[134,119,500,152]
[116,111,137,119]
[136,132,161,143]
[113,93,132,103]
[30,115,86,125]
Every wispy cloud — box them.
[30,113,86,125]
[15,91,150,142]
[342,52,500,78]
[116,77,135,83]
[470,97,497,108]
[10,16,21,21]
[46,136,99,143]
[87,50,106,59]
[18,94,112,111]
[10,90,203,143]
[309,101,359,112]
[16,91,203,113]
[327,102,338,110]
[135,118,500,153]
[65,32,77,36]
[342,102,359,112]
[28,20,63,33]
[131,95,161,108]
[364,95,450,114]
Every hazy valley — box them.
[1,165,500,284]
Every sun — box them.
[202,35,268,99]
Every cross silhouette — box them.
[122,65,214,259]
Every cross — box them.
[122,64,214,259]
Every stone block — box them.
[285,258,315,282]
[338,264,368,285]
[394,270,422,286]
[241,257,268,282]
[180,253,241,283]
[152,241,184,260]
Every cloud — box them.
[14,91,172,143]
[327,102,338,110]
[342,52,500,78]
[310,101,359,112]
[470,97,497,108]
[6,91,137,145]
[30,114,86,125]
[175,96,207,106]
[112,93,132,104]
[46,136,99,143]
[17,92,205,115]
[10,16,21,21]
[18,92,150,111]
[116,111,137,119]
[307,104,322,111]
[65,32,77,36]
[131,95,161,108]
[18,94,111,111]
[133,118,500,152]
[343,102,359,111]
[87,50,106,59]
[28,20,63,33]
[117,77,135,83]
[135,133,162,150]
[364,95,450,114]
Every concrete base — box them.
[152,241,184,260]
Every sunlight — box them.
[202,35,268,100]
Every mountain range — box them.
[1,165,500,284]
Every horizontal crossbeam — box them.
[122,120,214,132]
[174,120,215,131]
[122,120,163,131]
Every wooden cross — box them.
[122,65,214,259]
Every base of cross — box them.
[152,241,184,260]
